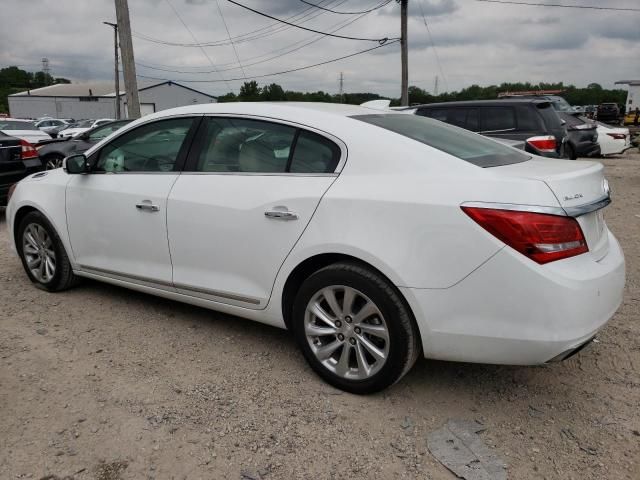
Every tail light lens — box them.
[606,133,626,140]
[461,207,588,264]
[526,135,556,153]
[20,139,38,160]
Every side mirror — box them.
[63,154,90,174]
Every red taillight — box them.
[606,133,626,140]
[526,135,557,153]
[20,139,38,160]
[461,207,588,264]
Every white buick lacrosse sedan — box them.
[6,102,625,393]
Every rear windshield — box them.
[352,114,530,167]
[0,120,39,131]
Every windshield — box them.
[353,114,530,167]
[0,120,40,131]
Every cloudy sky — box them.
[1,0,638,97]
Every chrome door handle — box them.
[264,210,298,220]
[136,202,160,212]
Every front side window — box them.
[94,117,193,173]
[195,118,340,174]
[353,113,530,168]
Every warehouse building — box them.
[8,80,217,119]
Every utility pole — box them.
[400,0,409,106]
[103,21,121,119]
[339,72,344,103]
[114,0,140,118]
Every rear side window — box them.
[536,103,563,129]
[418,108,478,131]
[290,130,340,173]
[515,106,542,131]
[480,107,516,132]
[353,114,530,168]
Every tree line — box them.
[0,66,70,113]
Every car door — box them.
[167,116,343,308]
[66,116,199,284]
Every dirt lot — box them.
[1,151,639,480]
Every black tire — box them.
[16,211,78,292]
[43,154,64,170]
[292,262,421,394]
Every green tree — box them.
[238,80,261,101]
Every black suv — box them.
[412,99,567,158]
[597,103,620,123]
[0,132,43,205]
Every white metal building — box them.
[8,80,217,119]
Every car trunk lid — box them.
[492,158,611,260]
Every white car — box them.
[594,121,632,156]
[34,118,69,135]
[58,118,115,138]
[0,118,51,144]
[6,103,625,393]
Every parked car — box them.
[0,119,51,144]
[36,119,132,169]
[6,103,624,393]
[412,99,567,158]
[556,113,600,159]
[589,120,632,156]
[34,118,69,136]
[0,132,42,206]
[597,103,620,123]
[58,118,115,138]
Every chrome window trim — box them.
[461,194,611,218]
[199,113,348,174]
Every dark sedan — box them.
[557,113,600,159]
[36,119,132,169]
[0,132,43,206]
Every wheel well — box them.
[12,206,38,244]
[280,253,414,333]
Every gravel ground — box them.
[1,151,638,480]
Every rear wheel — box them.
[292,262,420,394]
[17,211,77,292]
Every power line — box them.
[214,0,246,79]
[474,0,640,12]
[132,0,345,48]
[227,0,398,43]
[163,0,232,90]
[299,0,393,14]
[136,40,399,83]
[136,7,373,74]
[417,0,448,92]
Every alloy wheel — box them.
[45,157,63,170]
[22,223,56,283]
[304,285,390,380]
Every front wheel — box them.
[17,211,77,292]
[43,154,64,170]
[292,262,420,394]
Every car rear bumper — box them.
[574,141,601,158]
[401,229,625,365]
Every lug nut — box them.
[354,327,361,334]
[337,333,345,341]
[345,316,352,323]
[349,338,356,345]
[335,320,342,328]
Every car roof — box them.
[412,99,550,108]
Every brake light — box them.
[461,207,588,264]
[20,139,38,160]
[526,135,556,153]
[606,133,626,140]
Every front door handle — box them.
[265,209,298,220]
[136,202,160,212]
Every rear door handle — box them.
[136,202,160,212]
[264,209,298,220]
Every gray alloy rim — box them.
[304,285,390,380]
[45,157,63,170]
[22,223,56,283]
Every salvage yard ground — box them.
[1,151,639,480]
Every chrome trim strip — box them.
[460,201,567,216]
[77,264,173,287]
[76,264,261,306]
[179,171,338,177]
[564,195,611,217]
[173,282,261,305]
